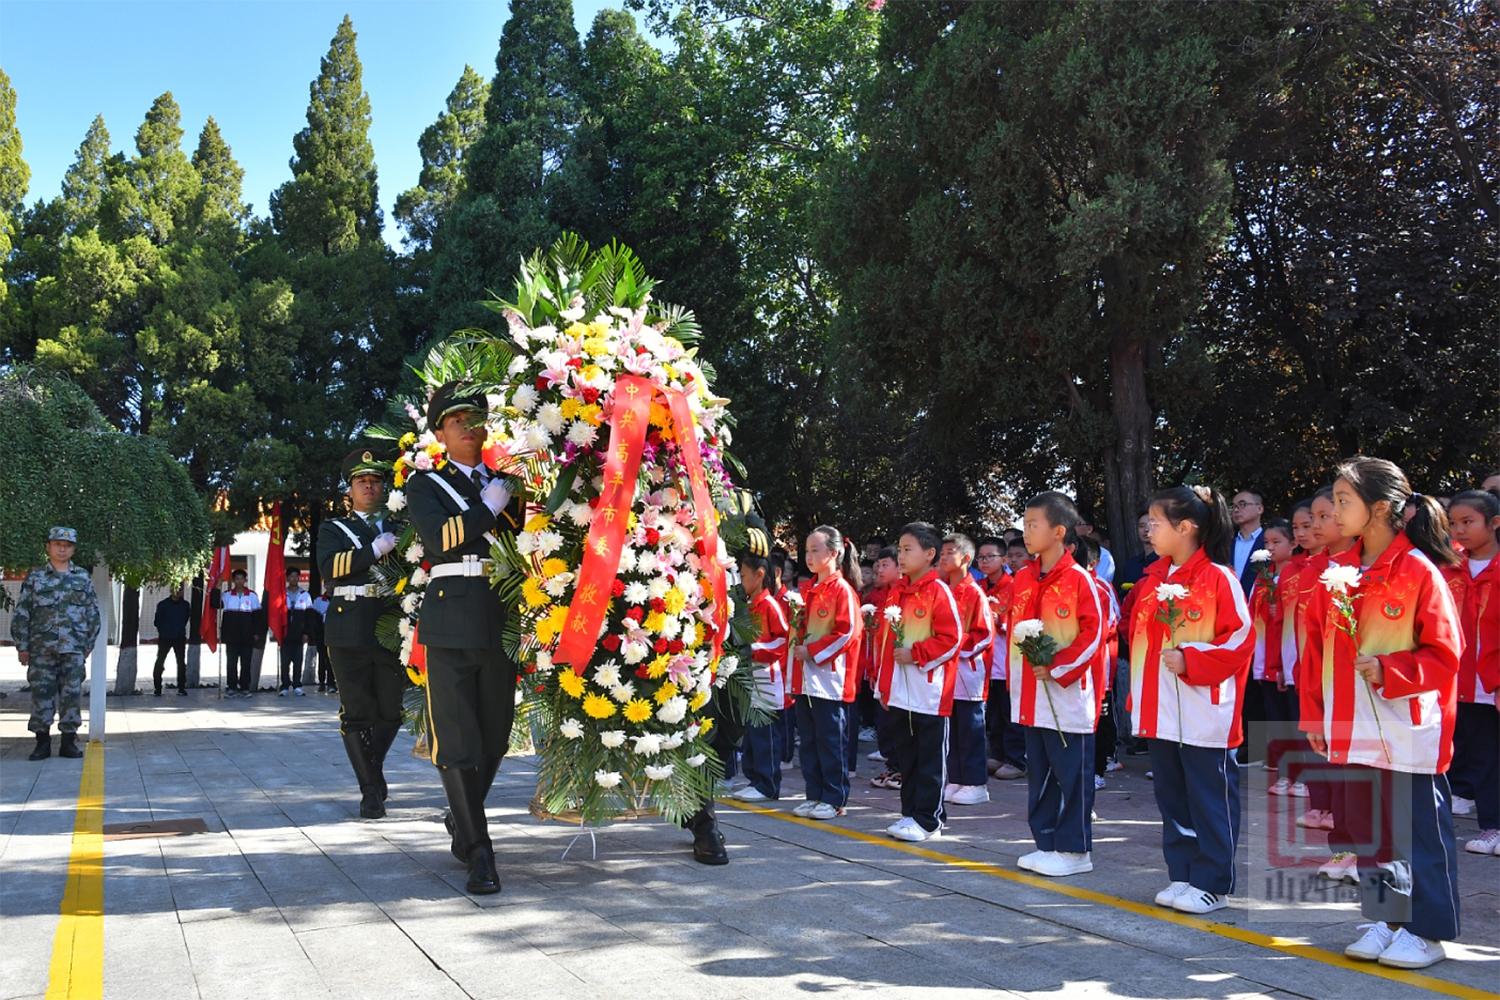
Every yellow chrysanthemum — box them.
[655,681,679,705]
[582,337,609,358]
[582,693,616,719]
[557,670,586,698]
[663,363,677,380]
[628,511,639,531]
[565,322,588,338]
[395,578,407,595]
[560,398,581,420]
[699,717,714,734]
[648,402,671,428]
[581,364,603,382]
[643,611,666,634]
[522,577,549,608]
[579,403,603,425]
[549,604,570,629]
[398,432,417,449]
[692,622,707,647]
[689,690,710,712]
[623,698,654,723]
[540,558,569,578]
[647,655,669,679]
[525,512,551,532]
[535,619,557,645]
[588,320,610,338]
[662,588,687,616]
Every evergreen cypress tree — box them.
[0,68,28,263]
[270,14,382,255]
[102,92,202,246]
[60,115,112,233]
[394,65,490,252]
[430,0,582,335]
[191,116,248,232]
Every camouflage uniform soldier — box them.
[13,527,102,761]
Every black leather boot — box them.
[28,731,51,761]
[341,729,385,818]
[440,766,500,894]
[685,800,728,866]
[59,733,84,758]
[367,724,401,801]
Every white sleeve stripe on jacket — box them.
[811,585,857,664]
[921,582,965,669]
[1050,565,1103,677]
[1179,563,1254,654]
[752,639,787,652]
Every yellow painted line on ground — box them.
[723,798,1497,1000]
[46,740,104,1000]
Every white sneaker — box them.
[278,689,288,698]
[1289,781,1309,798]
[1154,880,1192,907]
[887,817,920,838]
[1344,921,1395,961]
[1105,758,1124,772]
[1378,927,1445,969]
[792,800,820,817]
[1173,887,1227,914]
[867,750,886,762]
[779,760,794,771]
[1318,852,1357,883]
[995,763,1026,780]
[293,687,305,696]
[1466,828,1500,855]
[1452,795,1475,816]
[889,819,939,842]
[1031,851,1093,877]
[733,787,770,802]
[807,802,844,821]
[858,727,877,743]
[1017,850,1049,872]
[942,783,961,801]
[1094,775,1106,790]
[949,785,990,805]
[1296,809,1326,829]
[1268,777,1291,795]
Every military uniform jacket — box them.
[407,463,523,649]
[12,564,101,655]
[317,513,400,648]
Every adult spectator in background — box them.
[1231,490,1267,595]
[1076,513,1115,584]
[152,584,192,697]
[279,568,314,697]
[1483,471,1500,492]
[311,588,334,693]
[1115,510,1159,599]
[215,569,259,697]
[1115,510,1158,756]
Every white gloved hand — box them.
[481,478,511,516]
[372,532,398,558]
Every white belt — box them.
[333,585,379,599]
[428,556,495,579]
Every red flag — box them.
[200,546,230,652]
[264,500,288,643]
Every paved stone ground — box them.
[2,690,1497,1000]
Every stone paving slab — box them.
[2,690,1498,1000]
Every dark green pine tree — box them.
[0,68,29,264]
[269,14,382,256]
[394,64,490,252]
[191,116,248,236]
[430,0,582,336]
[59,115,112,233]
[102,92,202,246]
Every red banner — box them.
[665,389,728,659]
[264,501,288,643]
[556,376,654,673]
[200,546,229,652]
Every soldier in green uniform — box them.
[406,382,524,895]
[14,527,101,761]
[317,449,405,819]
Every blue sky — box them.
[1,1,647,249]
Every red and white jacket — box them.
[1250,565,1286,684]
[1299,534,1464,774]
[1128,549,1254,748]
[1091,569,1120,717]
[1275,553,1309,687]
[747,588,792,710]
[790,570,862,703]
[951,574,995,701]
[872,569,963,716]
[1005,552,1105,735]
[980,573,1013,681]
[1447,555,1498,705]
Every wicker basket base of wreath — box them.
[527,793,661,825]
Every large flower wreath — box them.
[379,238,767,825]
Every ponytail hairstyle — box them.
[1023,491,1081,551]
[1072,534,1101,569]
[1151,484,1234,566]
[1449,489,1500,547]
[811,524,863,589]
[738,552,772,593]
[1332,456,1461,569]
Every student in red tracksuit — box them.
[1075,536,1121,787]
[1304,458,1464,970]
[1009,493,1105,878]
[865,548,904,786]
[1444,489,1500,854]
[940,534,995,806]
[978,537,1026,779]
[789,526,863,822]
[1130,485,1253,914]
[734,552,791,803]
[872,521,963,842]
[1252,519,1303,795]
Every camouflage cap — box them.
[427,381,487,429]
[48,527,78,543]
[341,448,393,483]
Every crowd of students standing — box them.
[728,458,1499,972]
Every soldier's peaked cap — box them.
[427,381,488,429]
[342,448,394,483]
